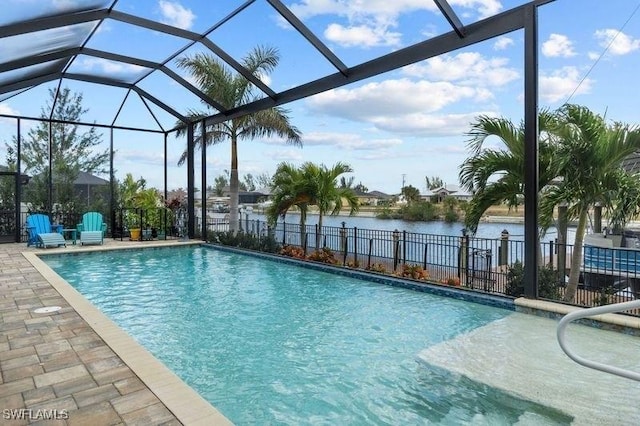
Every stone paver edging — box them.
[18,244,232,425]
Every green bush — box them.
[398,201,437,221]
[209,231,281,253]
[505,261,561,299]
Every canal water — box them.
[251,212,576,244]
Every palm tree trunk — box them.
[299,206,307,250]
[317,212,323,248]
[229,136,239,233]
[564,207,588,302]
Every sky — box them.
[1,0,640,195]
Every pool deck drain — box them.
[0,240,231,425]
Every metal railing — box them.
[557,299,640,381]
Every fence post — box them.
[393,229,400,271]
[282,220,286,246]
[368,238,373,269]
[339,222,346,254]
[423,242,428,269]
[499,229,509,266]
[548,239,554,269]
[315,224,319,250]
[354,227,358,266]
[402,230,407,265]
[343,237,348,266]
[458,229,469,283]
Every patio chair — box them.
[26,214,66,248]
[77,212,107,245]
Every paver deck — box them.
[0,239,231,425]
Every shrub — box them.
[280,245,305,259]
[307,247,338,264]
[505,261,561,299]
[398,201,437,222]
[397,263,429,280]
[366,263,387,273]
[209,230,281,253]
[441,277,461,286]
[345,259,360,268]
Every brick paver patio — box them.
[0,240,230,425]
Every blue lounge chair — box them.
[26,214,66,248]
[77,212,107,245]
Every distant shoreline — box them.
[253,208,525,223]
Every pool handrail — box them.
[557,299,640,382]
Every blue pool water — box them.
[45,246,571,425]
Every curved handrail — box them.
[557,299,640,382]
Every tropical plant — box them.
[118,173,164,230]
[266,162,314,245]
[305,162,359,247]
[540,104,640,302]
[176,46,302,233]
[426,176,443,190]
[267,161,359,247]
[461,105,640,303]
[401,185,421,204]
[459,109,559,234]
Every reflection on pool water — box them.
[46,246,575,425]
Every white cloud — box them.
[306,79,499,137]
[290,0,502,22]
[403,52,519,87]
[267,149,304,162]
[594,29,640,55]
[79,57,147,75]
[370,111,496,137]
[324,23,401,48]
[493,36,514,51]
[158,0,195,30]
[301,132,402,150]
[539,66,592,103]
[308,79,485,121]
[542,34,576,58]
[0,103,20,121]
[289,0,503,48]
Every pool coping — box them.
[24,241,233,426]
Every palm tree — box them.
[304,162,359,247]
[266,162,315,246]
[459,110,559,234]
[176,46,302,233]
[541,104,640,302]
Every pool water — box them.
[45,246,572,425]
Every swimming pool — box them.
[45,246,572,425]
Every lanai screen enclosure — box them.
[0,0,555,297]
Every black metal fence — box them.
[205,218,640,316]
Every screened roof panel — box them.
[66,54,152,84]
[0,88,30,104]
[0,0,551,128]
[1,22,97,64]
[207,1,339,92]
[136,69,213,119]
[83,19,189,63]
[0,60,67,90]
[1,0,110,26]
[288,0,459,68]
[166,42,253,110]
[453,0,532,25]
[112,0,250,34]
